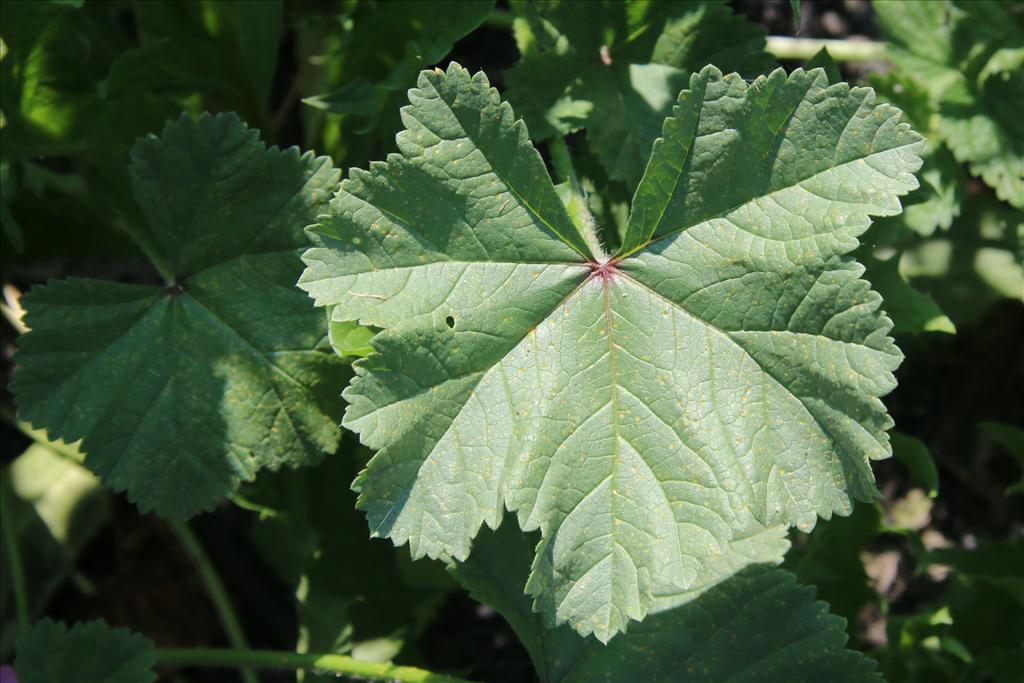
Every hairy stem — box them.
[765,36,888,62]
[548,138,607,260]
[167,521,258,683]
[154,648,475,683]
[0,483,30,628]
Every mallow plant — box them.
[5,1,1019,682]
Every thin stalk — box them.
[765,36,888,62]
[167,521,259,683]
[154,648,475,683]
[548,138,607,260]
[0,484,30,628]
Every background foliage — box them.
[1,1,1021,682]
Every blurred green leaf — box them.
[899,196,1023,325]
[0,1,200,163]
[303,0,493,130]
[1,434,110,658]
[132,0,285,128]
[245,443,454,679]
[874,0,1024,208]
[892,432,940,497]
[506,0,773,188]
[980,421,1024,495]
[15,619,155,683]
[806,46,840,84]
[860,252,955,335]
[882,538,1024,683]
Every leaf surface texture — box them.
[300,63,922,641]
[12,113,346,518]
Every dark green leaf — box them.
[980,422,1024,496]
[11,113,346,518]
[891,432,940,496]
[245,444,454,674]
[453,521,882,682]
[506,0,773,186]
[15,619,156,683]
[806,47,841,84]
[859,254,955,335]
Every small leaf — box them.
[891,431,940,497]
[327,309,377,359]
[2,434,109,635]
[15,619,156,683]
[859,253,955,335]
[12,113,346,518]
[980,421,1024,496]
[806,47,841,85]
[452,522,882,683]
[790,0,802,32]
[301,63,923,641]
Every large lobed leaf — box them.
[300,63,922,641]
[11,113,347,519]
[452,521,882,683]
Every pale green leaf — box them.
[15,619,156,683]
[327,311,377,359]
[11,113,346,518]
[869,72,966,237]
[300,63,922,641]
[899,195,1023,324]
[1,438,109,652]
[452,522,882,683]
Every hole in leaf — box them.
[445,315,455,329]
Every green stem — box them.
[0,482,30,628]
[154,648,475,683]
[548,138,607,260]
[167,521,259,683]
[765,36,888,62]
